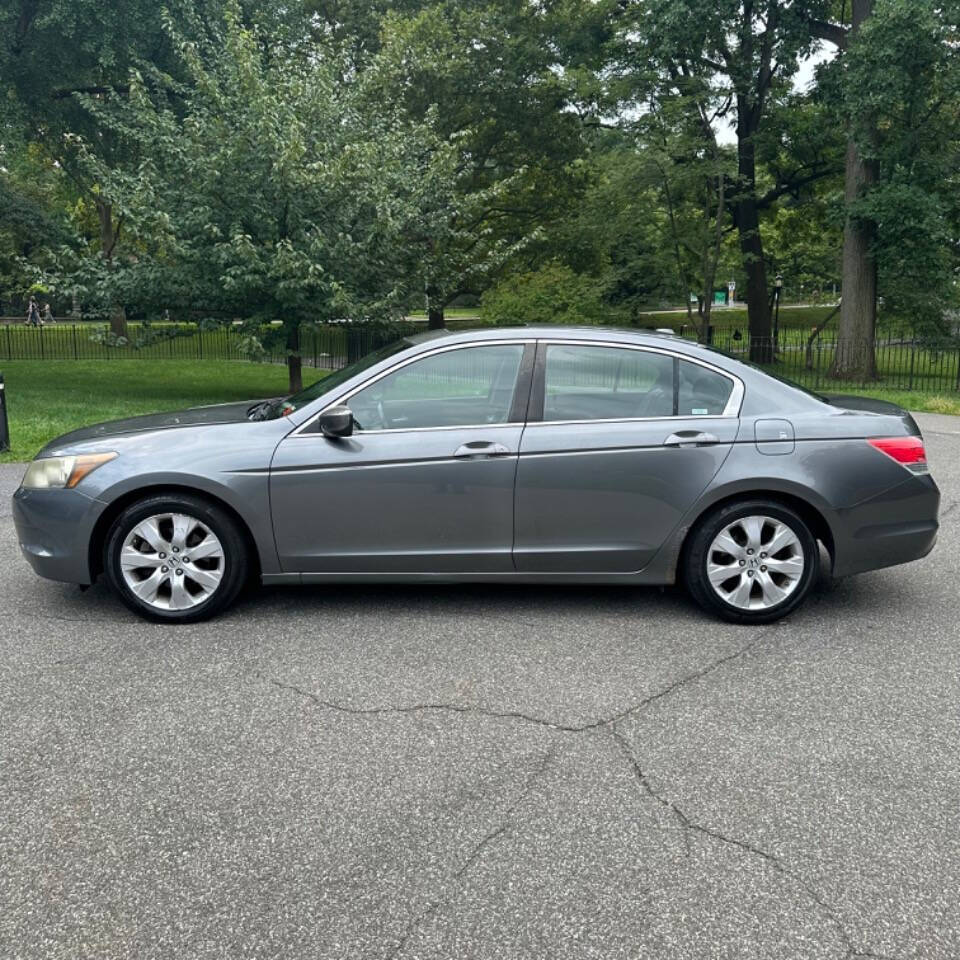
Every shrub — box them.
[481,264,624,326]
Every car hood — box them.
[822,394,921,435]
[41,400,266,450]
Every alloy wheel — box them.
[706,515,805,611]
[119,512,225,611]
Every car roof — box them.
[405,325,721,361]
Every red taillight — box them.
[868,436,929,474]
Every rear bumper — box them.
[831,474,940,578]
[11,486,103,585]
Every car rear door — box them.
[513,340,742,573]
[270,341,534,574]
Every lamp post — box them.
[773,273,784,353]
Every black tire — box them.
[683,499,819,624]
[104,493,249,623]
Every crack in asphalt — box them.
[267,626,777,736]
[609,729,900,960]
[939,499,958,523]
[267,677,591,732]
[268,614,900,960]
[383,748,556,960]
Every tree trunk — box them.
[286,324,303,394]
[735,119,772,362]
[425,284,446,330]
[110,304,128,339]
[700,173,726,343]
[805,301,842,370]
[830,0,877,381]
[96,197,128,339]
[427,304,445,330]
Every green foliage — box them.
[843,0,960,334]
[2,0,959,355]
[481,263,623,326]
[372,0,592,311]
[57,3,460,360]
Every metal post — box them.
[0,373,10,453]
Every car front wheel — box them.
[684,499,819,624]
[105,493,249,623]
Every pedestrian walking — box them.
[25,296,42,327]
[42,302,55,325]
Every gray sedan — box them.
[12,327,940,624]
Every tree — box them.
[67,3,463,392]
[811,0,960,376]
[617,0,840,359]
[1,0,189,332]
[808,0,879,377]
[0,143,77,308]
[373,0,593,328]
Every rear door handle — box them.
[453,441,511,459]
[663,431,720,448]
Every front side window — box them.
[543,345,675,422]
[347,344,525,431]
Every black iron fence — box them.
[0,321,422,369]
[696,329,960,394]
[1,320,958,394]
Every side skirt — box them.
[262,570,673,586]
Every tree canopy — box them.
[2,0,958,387]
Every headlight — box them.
[21,452,117,490]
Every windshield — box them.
[258,339,411,420]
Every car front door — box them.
[270,341,533,574]
[513,341,742,573]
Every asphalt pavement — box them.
[1,414,959,960]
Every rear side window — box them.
[678,360,734,416]
[543,345,674,421]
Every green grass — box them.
[639,306,839,331]
[1,356,956,465]
[832,389,960,418]
[407,308,480,321]
[0,360,327,462]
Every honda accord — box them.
[12,327,940,623]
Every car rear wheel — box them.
[105,493,248,623]
[684,499,819,624]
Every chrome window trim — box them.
[537,339,744,420]
[292,336,744,437]
[292,339,533,437]
[524,414,736,428]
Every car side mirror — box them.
[318,405,354,438]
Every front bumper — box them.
[12,485,104,585]
[831,474,940,578]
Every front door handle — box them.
[453,441,511,459]
[663,431,720,448]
